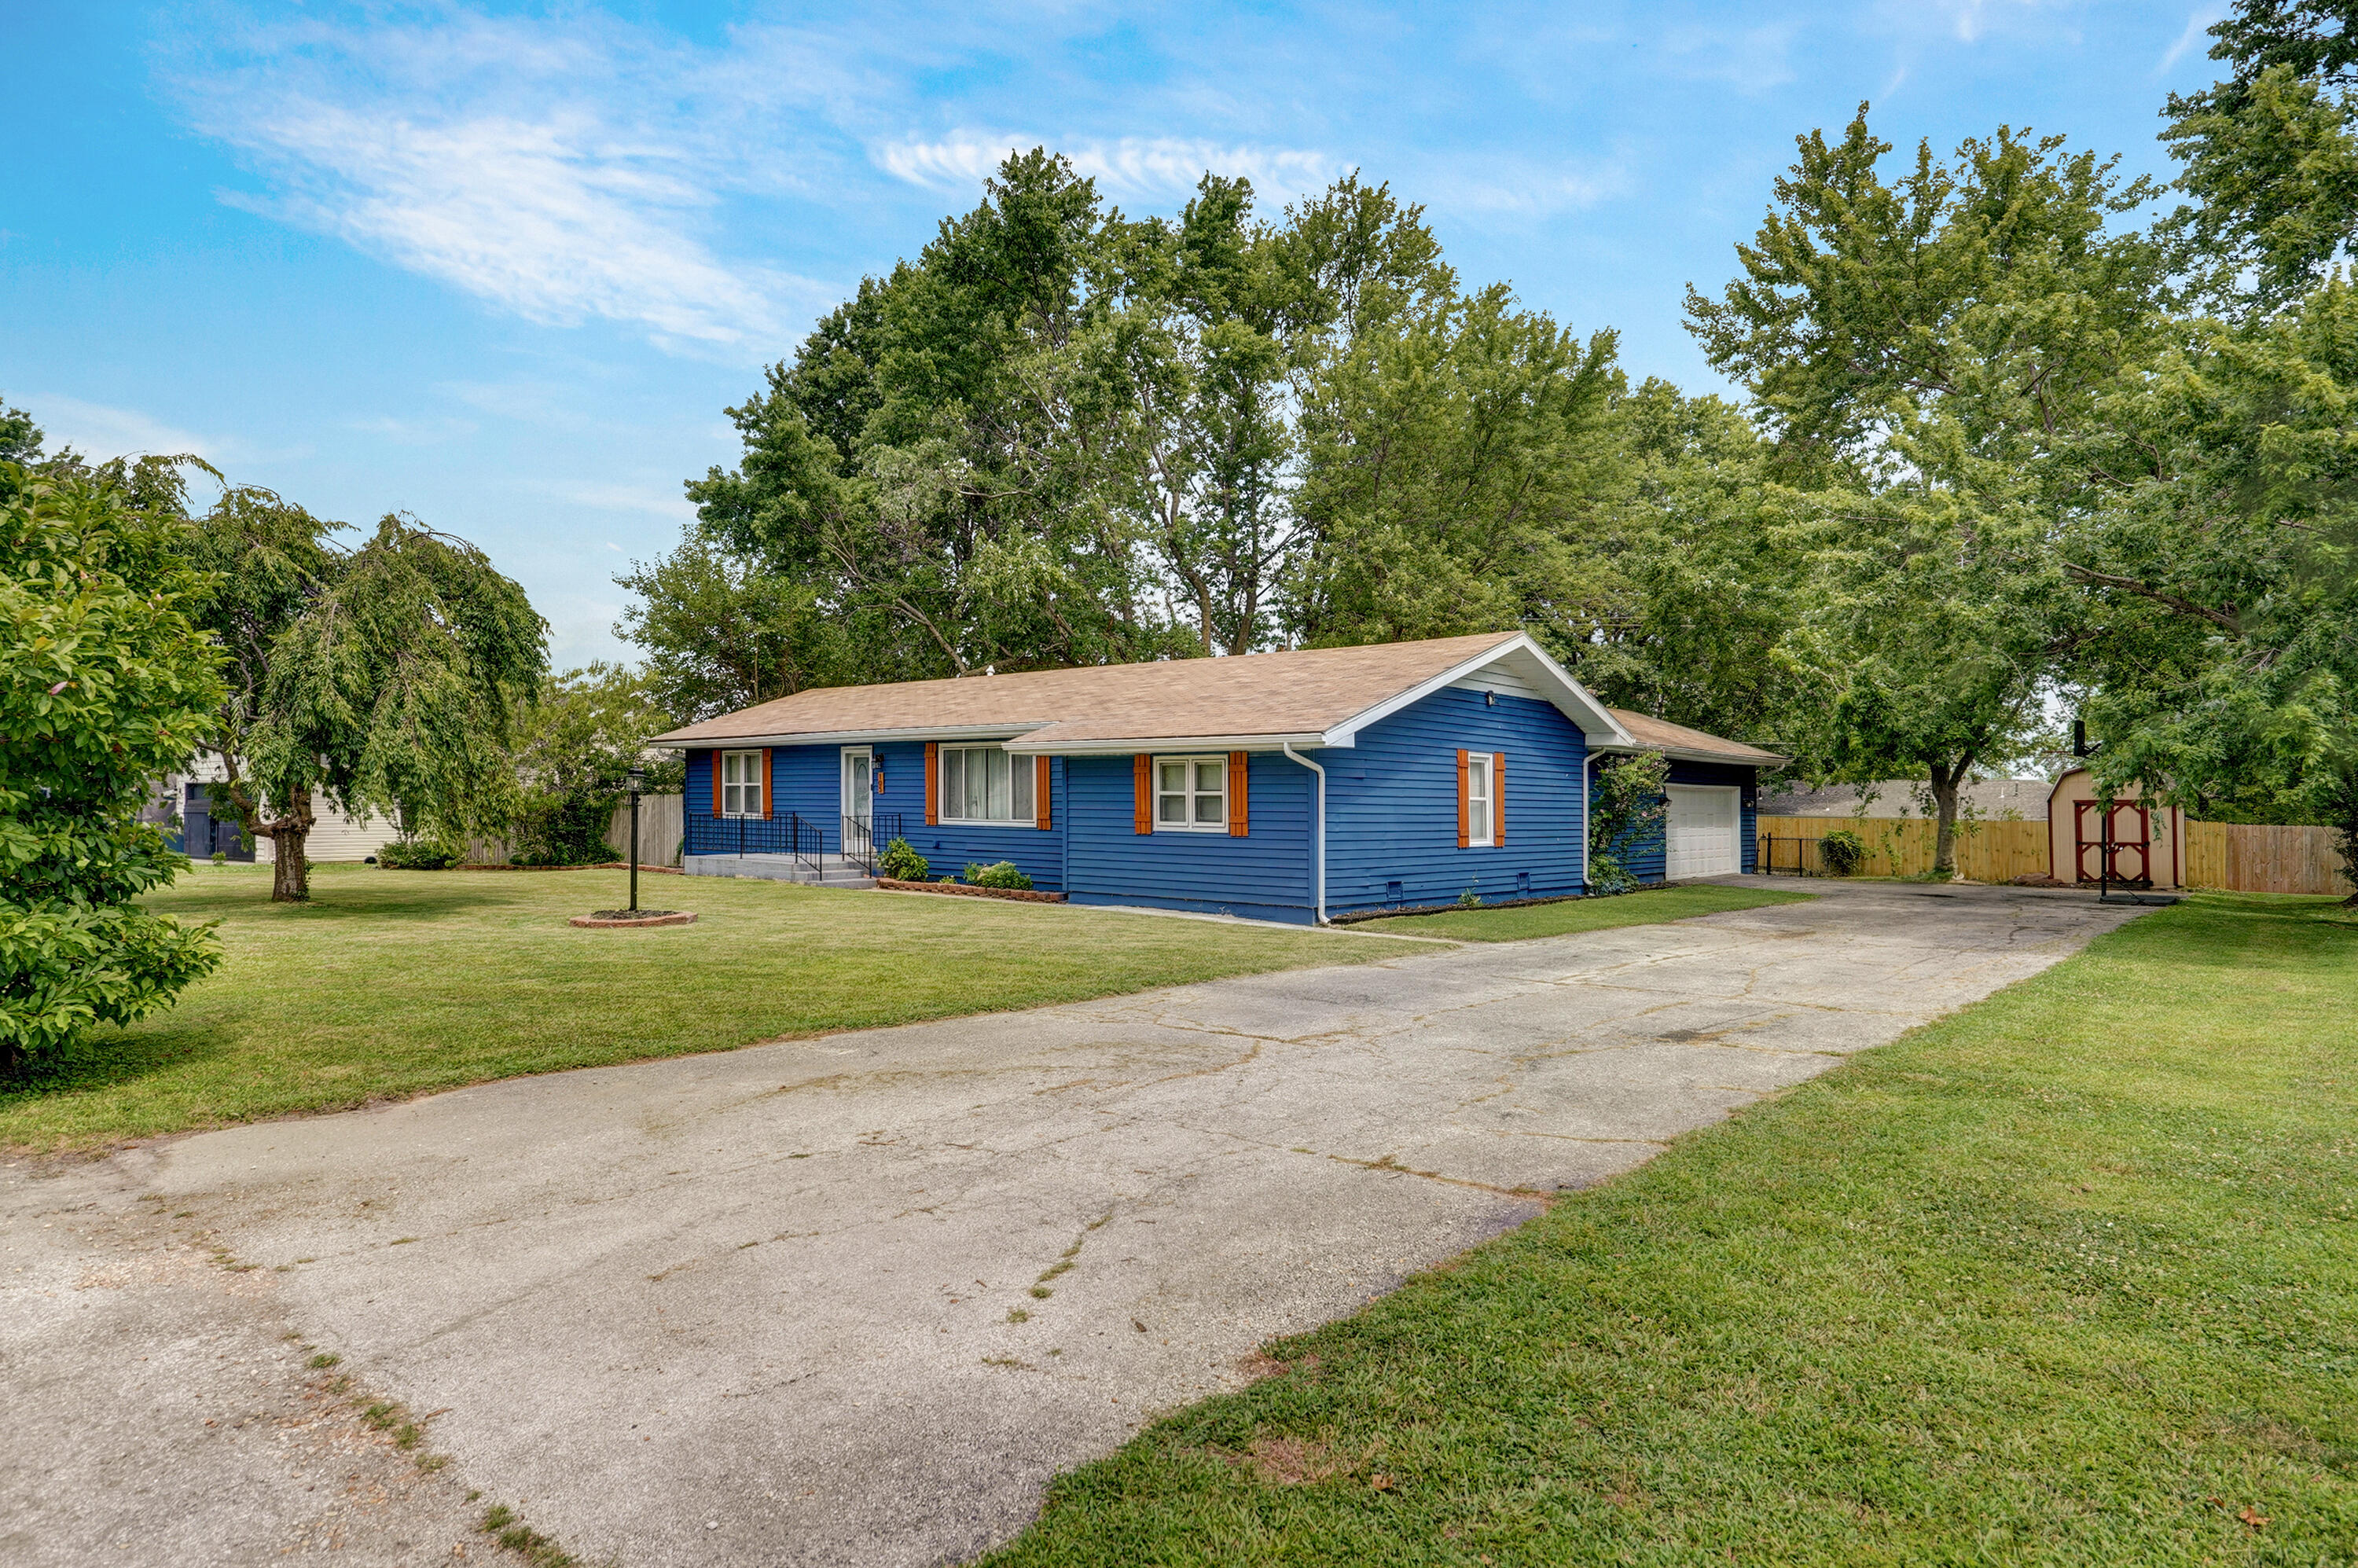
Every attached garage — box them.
[1664,784,1743,879]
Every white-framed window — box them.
[1155,755,1228,832]
[1466,752,1494,846]
[941,745,1034,824]
[721,750,765,817]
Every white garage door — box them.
[1665,785,1742,879]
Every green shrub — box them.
[1820,828,1868,876]
[377,838,460,871]
[879,837,929,880]
[208,850,226,865]
[964,861,1033,890]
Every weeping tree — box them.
[2,461,224,1070]
[182,487,546,901]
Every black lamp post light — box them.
[567,762,696,929]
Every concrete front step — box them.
[682,854,877,888]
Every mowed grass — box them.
[1351,882,1813,940]
[0,863,1404,1154]
[983,893,2358,1566]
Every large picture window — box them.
[721,751,765,817]
[940,746,1034,824]
[1155,755,1228,832]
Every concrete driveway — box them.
[3,881,2145,1566]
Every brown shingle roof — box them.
[1605,709,1786,767]
[651,631,1530,748]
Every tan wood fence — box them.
[606,792,685,867]
[2184,821,2351,895]
[1757,815,2049,883]
[1760,814,2351,895]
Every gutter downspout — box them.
[1580,744,1592,895]
[1282,743,1327,924]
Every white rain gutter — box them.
[1282,743,1328,924]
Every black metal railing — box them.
[686,811,825,866]
[839,811,902,876]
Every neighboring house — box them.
[141,753,402,865]
[649,631,1783,925]
[1759,777,2053,821]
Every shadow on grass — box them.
[0,1020,230,1106]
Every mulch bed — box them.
[876,877,1067,904]
[567,910,697,928]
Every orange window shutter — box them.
[1456,750,1471,848]
[1133,754,1152,834]
[762,748,774,818]
[1035,757,1052,831]
[711,751,723,817]
[1229,751,1248,836]
[924,743,939,826]
[1493,752,1506,845]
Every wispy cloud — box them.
[1435,149,1636,219]
[1658,24,1801,93]
[876,131,1338,205]
[30,393,237,465]
[549,481,698,523]
[2156,6,2229,76]
[167,9,832,353]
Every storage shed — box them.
[2047,767,2187,888]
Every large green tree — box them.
[677,152,1633,681]
[1688,111,2171,869]
[1,462,222,1070]
[183,487,547,900]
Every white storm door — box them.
[1665,785,1740,879]
[842,747,872,830]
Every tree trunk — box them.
[1928,762,1961,877]
[270,824,311,902]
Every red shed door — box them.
[2073,800,2153,884]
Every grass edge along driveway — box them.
[981,892,2358,1567]
[2,866,1800,1155]
[1352,882,1811,940]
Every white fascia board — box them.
[1005,733,1335,756]
[1320,633,1635,747]
[656,723,1051,749]
[1592,743,1786,767]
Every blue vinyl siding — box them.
[1611,758,1761,883]
[683,744,1069,889]
[1323,687,1590,916]
[1064,752,1317,924]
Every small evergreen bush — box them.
[879,838,929,880]
[1820,828,1868,876]
[378,838,461,871]
[964,861,1034,890]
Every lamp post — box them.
[626,766,645,913]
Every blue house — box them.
[650,632,1783,924]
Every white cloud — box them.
[28,394,234,465]
[2157,6,2230,76]
[1658,24,1800,93]
[876,131,1338,206]
[168,9,832,354]
[549,482,698,523]
[1437,150,1635,219]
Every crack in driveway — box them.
[3,880,2149,1568]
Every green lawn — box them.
[983,893,2358,1566]
[2,864,1405,1154]
[1350,882,1813,940]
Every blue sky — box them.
[5,0,2232,666]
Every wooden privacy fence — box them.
[1757,815,2048,883]
[606,792,685,867]
[1759,814,2351,895]
[2184,821,2351,895]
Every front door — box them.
[841,748,872,850]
